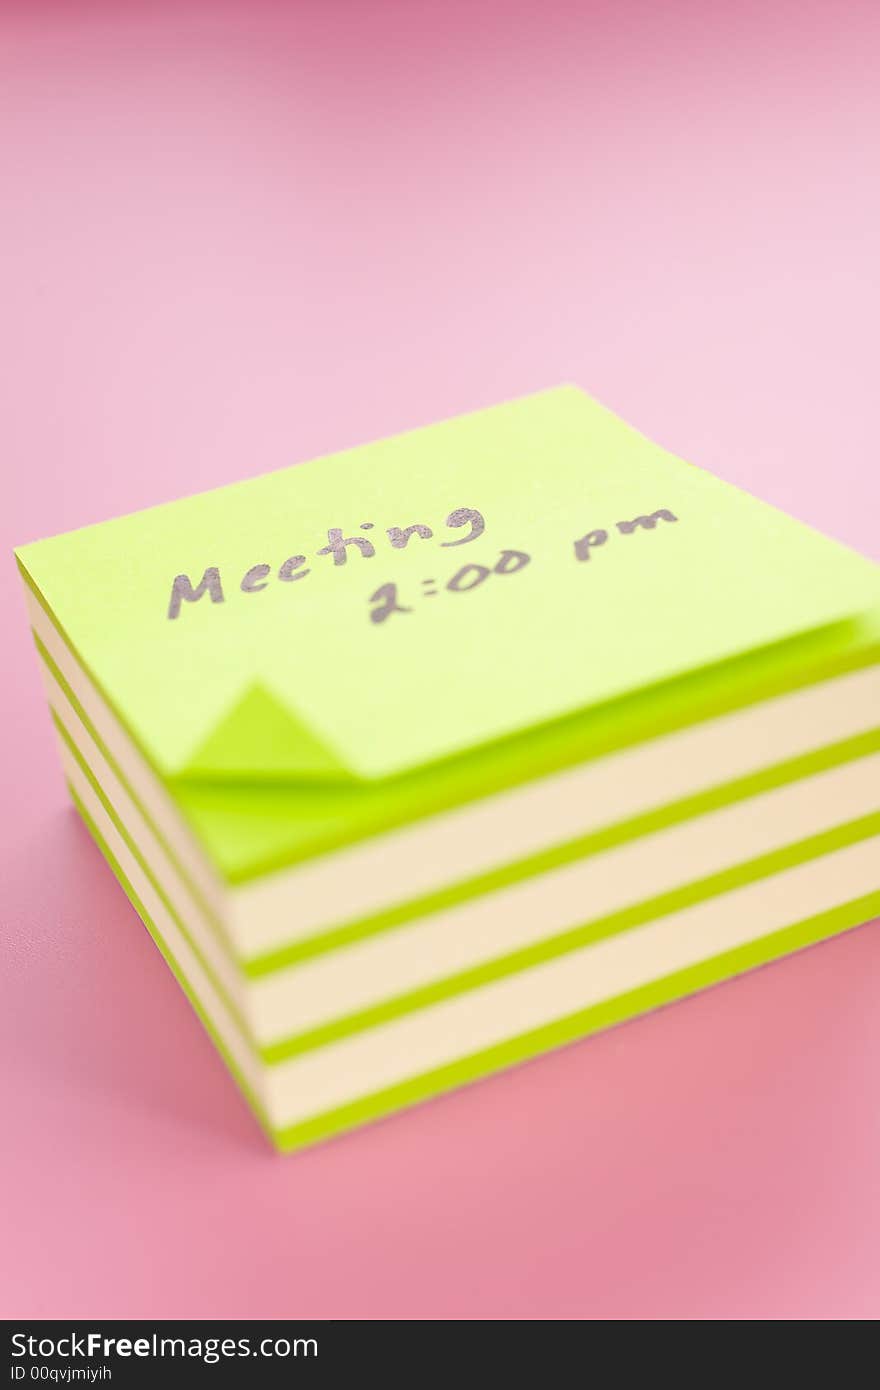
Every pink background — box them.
[2,1,879,1319]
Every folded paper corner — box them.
[177,682,356,784]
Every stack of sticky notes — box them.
[16,387,880,1152]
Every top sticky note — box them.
[16,387,880,785]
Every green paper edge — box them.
[69,776,879,1155]
[33,632,226,944]
[57,711,252,1045]
[62,701,880,1070]
[275,889,880,1155]
[67,782,275,1148]
[36,627,880,978]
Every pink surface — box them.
[2,1,879,1320]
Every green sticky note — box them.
[16,387,880,794]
